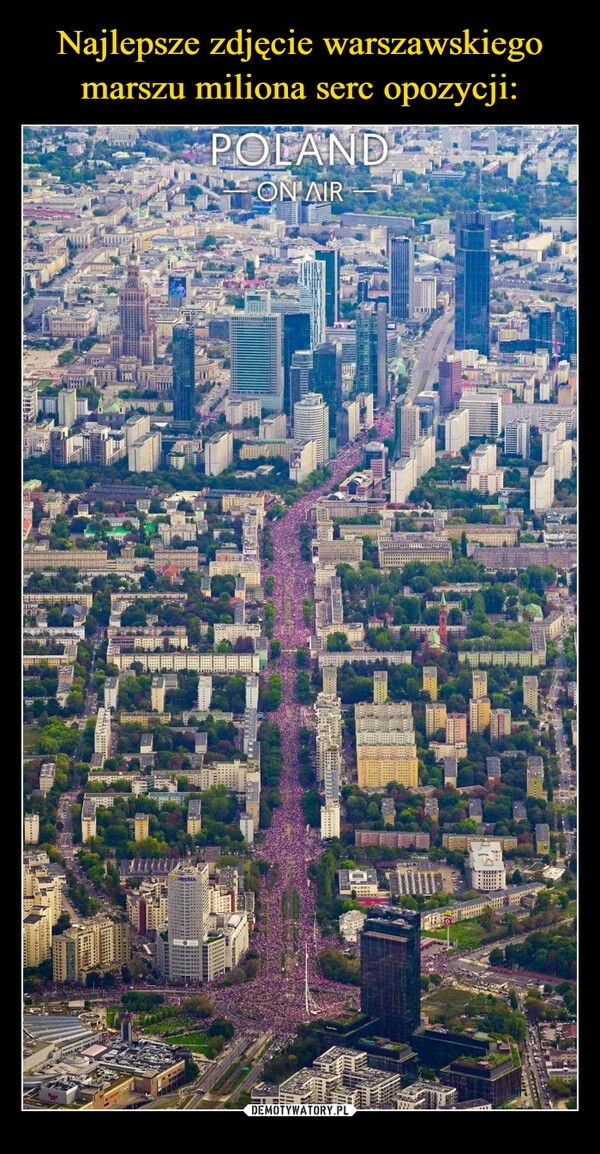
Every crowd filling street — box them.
[209,423,390,1032]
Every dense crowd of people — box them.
[211,421,390,1032]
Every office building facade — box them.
[454,211,491,357]
[172,321,196,425]
[390,235,414,321]
[299,259,326,348]
[316,248,340,326]
[360,907,421,1041]
[355,302,388,412]
[230,303,283,412]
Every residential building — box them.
[444,408,469,453]
[423,666,438,701]
[373,670,388,704]
[472,670,488,699]
[446,713,467,745]
[205,430,233,477]
[321,801,341,840]
[57,388,77,429]
[129,432,162,473]
[134,814,150,843]
[469,697,491,734]
[52,917,131,982]
[24,813,40,845]
[104,676,119,711]
[390,457,417,504]
[187,799,202,837]
[504,419,530,459]
[425,702,447,736]
[94,707,111,757]
[360,908,421,1042]
[530,464,555,512]
[400,402,421,457]
[490,708,512,741]
[197,675,213,711]
[523,676,539,713]
[526,756,545,798]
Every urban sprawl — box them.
[22,123,577,1113]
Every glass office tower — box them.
[454,210,491,357]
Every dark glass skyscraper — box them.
[360,907,421,1042]
[283,312,311,417]
[355,301,388,412]
[172,322,196,425]
[390,235,414,322]
[454,210,491,357]
[556,305,577,360]
[316,248,340,326]
[312,342,342,440]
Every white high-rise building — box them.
[24,814,40,845]
[390,457,417,504]
[504,418,530,459]
[162,866,209,983]
[542,420,567,462]
[320,801,341,840]
[458,390,503,436]
[94,707,112,757]
[205,430,233,476]
[57,388,77,429]
[246,673,259,711]
[444,408,469,454]
[299,259,326,348]
[530,464,555,512]
[294,392,329,466]
[128,432,162,473]
[548,440,573,482]
[197,676,213,711]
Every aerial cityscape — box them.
[22,123,577,1112]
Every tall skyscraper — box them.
[299,259,326,348]
[360,907,421,1041]
[289,350,314,412]
[390,235,414,322]
[454,211,491,357]
[283,312,311,417]
[355,301,388,412]
[117,248,155,363]
[316,248,340,326]
[172,321,196,425]
[556,305,577,360]
[294,392,330,466]
[230,299,283,413]
[312,342,342,443]
[160,866,209,983]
